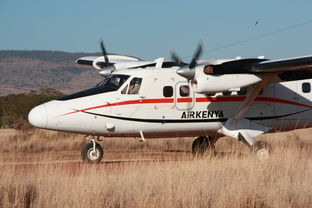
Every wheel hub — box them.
[88,149,99,160]
[257,148,270,161]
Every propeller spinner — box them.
[171,41,204,80]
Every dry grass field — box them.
[0,128,311,208]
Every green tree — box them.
[0,88,64,129]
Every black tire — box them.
[251,141,272,161]
[192,136,215,156]
[81,143,104,163]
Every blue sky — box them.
[1,0,312,61]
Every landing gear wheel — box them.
[192,136,216,157]
[81,143,104,163]
[251,141,272,161]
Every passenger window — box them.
[237,87,247,95]
[180,85,190,97]
[121,84,128,94]
[128,77,142,94]
[163,86,173,97]
[302,82,311,93]
[222,91,232,96]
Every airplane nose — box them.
[28,104,48,128]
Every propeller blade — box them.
[170,50,183,66]
[99,39,109,64]
[189,40,204,69]
[174,40,204,79]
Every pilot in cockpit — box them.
[128,78,142,94]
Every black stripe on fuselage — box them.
[79,109,310,123]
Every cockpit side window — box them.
[128,77,142,94]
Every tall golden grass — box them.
[0,128,311,207]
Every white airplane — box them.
[28,41,312,163]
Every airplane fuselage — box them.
[28,67,312,139]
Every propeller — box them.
[189,40,204,69]
[170,50,184,66]
[97,39,115,68]
[100,39,109,64]
[171,41,204,80]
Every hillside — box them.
[0,50,103,96]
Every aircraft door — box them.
[174,82,195,110]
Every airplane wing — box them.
[207,55,312,143]
[77,54,182,76]
[76,54,141,67]
[253,56,312,81]
[210,55,312,120]
[76,56,98,66]
[209,55,312,82]
[251,55,312,73]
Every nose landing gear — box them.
[81,136,104,163]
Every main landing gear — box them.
[251,141,272,161]
[237,132,272,160]
[192,136,218,156]
[81,136,104,163]
[191,136,272,160]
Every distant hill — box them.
[0,50,103,96]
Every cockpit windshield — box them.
[96,75,130,90]
[58,74,130,101]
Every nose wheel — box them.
[81,140,104,163]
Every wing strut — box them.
[232,74,276,123]
[218,74,276,145]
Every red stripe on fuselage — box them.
[196,97,245,102]
[57,98,174,117]
[57,96,312,118]
[177,98,193,102]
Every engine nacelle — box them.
[99,66,116,77]
[92,55,141,70]
[192,74,262,94]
